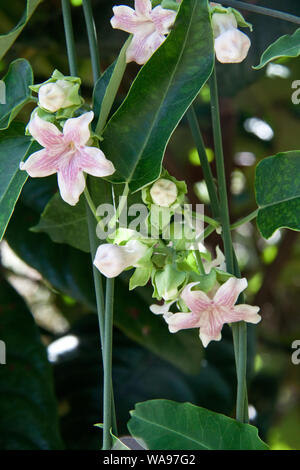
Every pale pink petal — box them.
[111,5,148,34]
[126,30,163,64]
[180,282,211,314]
[199,327,222,348]
[135,0,152,17]
[63,111,94,146]
[151,6,176,34]
[19,149,59,177]
[214,277,247,308]
[57,161,86,206]
[28,114,64,149]
[165,311,201,333]
[198,309,224,346]
[76,146,115,177]
[230,304,261,324]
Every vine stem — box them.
[209,65,247,423]
[61,0,78,76]
[220,0,300,26]
[82,0,101,82]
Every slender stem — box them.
[220,0,300,26]
[82,0,101,82]
[95,37,131,136]
[230,209,258,230]
[102,278,115,450]
[194,251,205,275]
[84,187,100,222]
[209,65,246,423]
[61,0,78,76]
[186,106,220,219]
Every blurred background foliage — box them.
[0,0,299,450]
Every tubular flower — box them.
[93,240,148,278]
[20,111,115,206]
[212,12,251,63]
[150,178,178,207]
[161,277,261,347]
[110,0,177,64]
[38,80,76,113]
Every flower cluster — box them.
[20,72,115,206]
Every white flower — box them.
[110,0,177,64]
[93,240,148,278]
[150,178,178,207]
[212,12,251,64]
[38,80,75,112]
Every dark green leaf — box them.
[0,59,34,129]
[0,122,37,242]
[254,28,300,70]
[92,61,116,127]
[255,151,300,238]
[0,0,43,60]
[0,277,63,449]
[101,0,214,192]
[128,400,269,450]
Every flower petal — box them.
[63,111,94,146]
[198,310,224,348]
[164,311,200,333]
[57,162,85,206]
[151,6,177,35]
[28,114,64,149]
[150,300,176,316]
[199,327,222,348]
[111,5,148,34]
[126,31,164,64]
[230,304,261,325]
[135,0,152,18]
[180,282,211,314]
[19,149,59,177]
[214,277,247,308]
[77,146,115,177]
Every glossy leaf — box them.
[128,400,269,450]
[101,0,214,192]
[0,122,37,242]
[254,28,300,69]
[0,59,34,130]
[0,277,63,449]
[255,151,300,238]
[0,0,43,60]
[92,61,115,128]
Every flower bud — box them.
[38,80,74,112]
[150,178,178,207]
[212,12,251,64]
[93,240,148,278]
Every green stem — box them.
[230,209,258,230]
[102,278,115,450]
[82,0,101,82]
[61,0,78,75]
[95,37,131,136]
[186,106,220,219]
[220,1,300,26]
[209,65,246,423]
[194,251,205,275]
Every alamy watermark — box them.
[291,340,300,365]
[0,80,6,104]
[0,340,6,365]
[291,80,300,105]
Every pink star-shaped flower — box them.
[111,0,177,64]
[20,112,115,206]
[163,277,261,347]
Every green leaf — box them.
[32,193,90,253]
[128,400,269,450]
[0,0,43,60]
[254,28,300,70]
[0,59,34,130]
[94,424,130,450]
[255,151,300,239]
[0,277,63,449]
[92,61,116,126]
[0,122,37,242]
[101,0,214,192]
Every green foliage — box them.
[0,0,43,60]
[0,122,38,242]
[0,277,63,449]
[101,0,214,192]
[254,28,300,69]
[128,400,269,450]
[255,151,300,238]
[0,59,34,130]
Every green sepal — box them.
[210,4,253,31]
